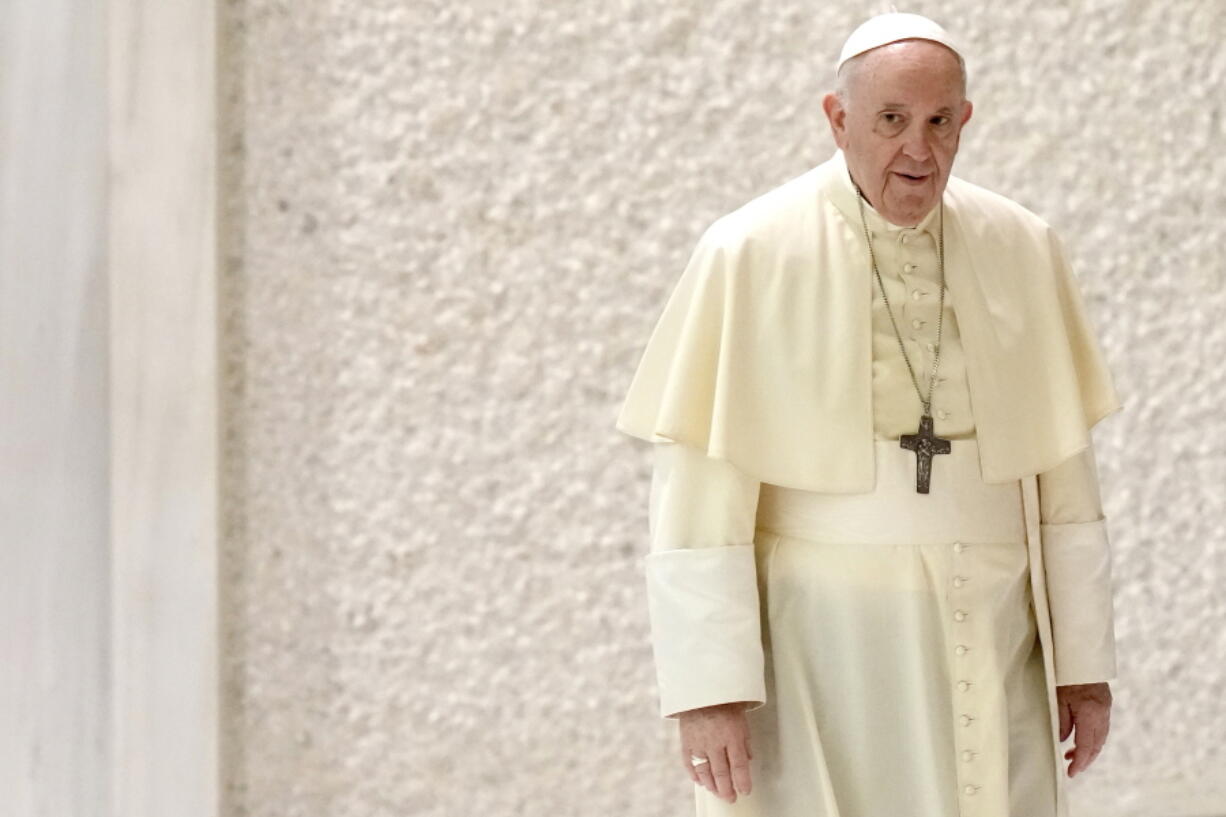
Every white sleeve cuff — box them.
[1041,518,1119,685]
[644,543,766,719]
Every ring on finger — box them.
[690,755,711,766]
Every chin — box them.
[886,196,933,222]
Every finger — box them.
[1085,720,1107,768]
[1070,721,1099,776]
[1076,706,1111,775]
[1062,702,1077,771]
[681,744,701,785]
[1069,726,1086,776]
[1065,712,1082,775]
[693,756,718,794]
[727,737,753,796]
[707,746,738,802]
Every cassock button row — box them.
[953,575,967,587]
[957,680,971,691]
[912,289,924,300]
[963,784,979,796]
[911,318,924,329]
[954,609,968,621]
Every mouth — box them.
[893,171,931,185]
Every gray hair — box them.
[834,42,968,106]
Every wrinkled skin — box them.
[1057,681,1113,777]
[821,39,973,227]
[678,701,753,804]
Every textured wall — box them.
[219,2,1226,816]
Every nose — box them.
[901,124,933,164]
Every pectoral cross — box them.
[899,413,951,493]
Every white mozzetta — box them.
[616,149,1123,492]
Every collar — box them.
[823,149,943,239]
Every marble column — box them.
[107,0,220,813]
[0,0,219,814]
[0,2,112,813]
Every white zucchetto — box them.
[836,12,963,73]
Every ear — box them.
[960,99,973,127]
[822,92,848,148]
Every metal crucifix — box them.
[899,413,951,493]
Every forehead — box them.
[851,40,965,105]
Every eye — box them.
[874,111,908,137]
[930,115,951,126]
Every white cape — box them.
[616,149,1123,493]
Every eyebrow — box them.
[881,103,955,115]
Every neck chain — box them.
[853,180,952,493]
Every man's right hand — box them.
[678,701,753,803]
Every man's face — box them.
[822,40,973,227]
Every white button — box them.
[937,409,948,419]
[900,234,910,244]
[960,714,974,726]
[961,750,974,761]
[963,784,977,795]
[953,576,966,587]
[955,644,969,655]
[912,289,924,300]
[926,341,935,352]
[909,335,917,343]
[911,318,924,329]
[954,610,967,621]
[953,541,964,553]
[904,263,917,273]
[957,680,971,691]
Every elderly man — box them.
[616,12,1122,817]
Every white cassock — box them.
[616,150,1123,817]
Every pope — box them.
[617,11,1122,817]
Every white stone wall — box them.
[219,2,1226,816]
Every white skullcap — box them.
[836,12,963,73]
